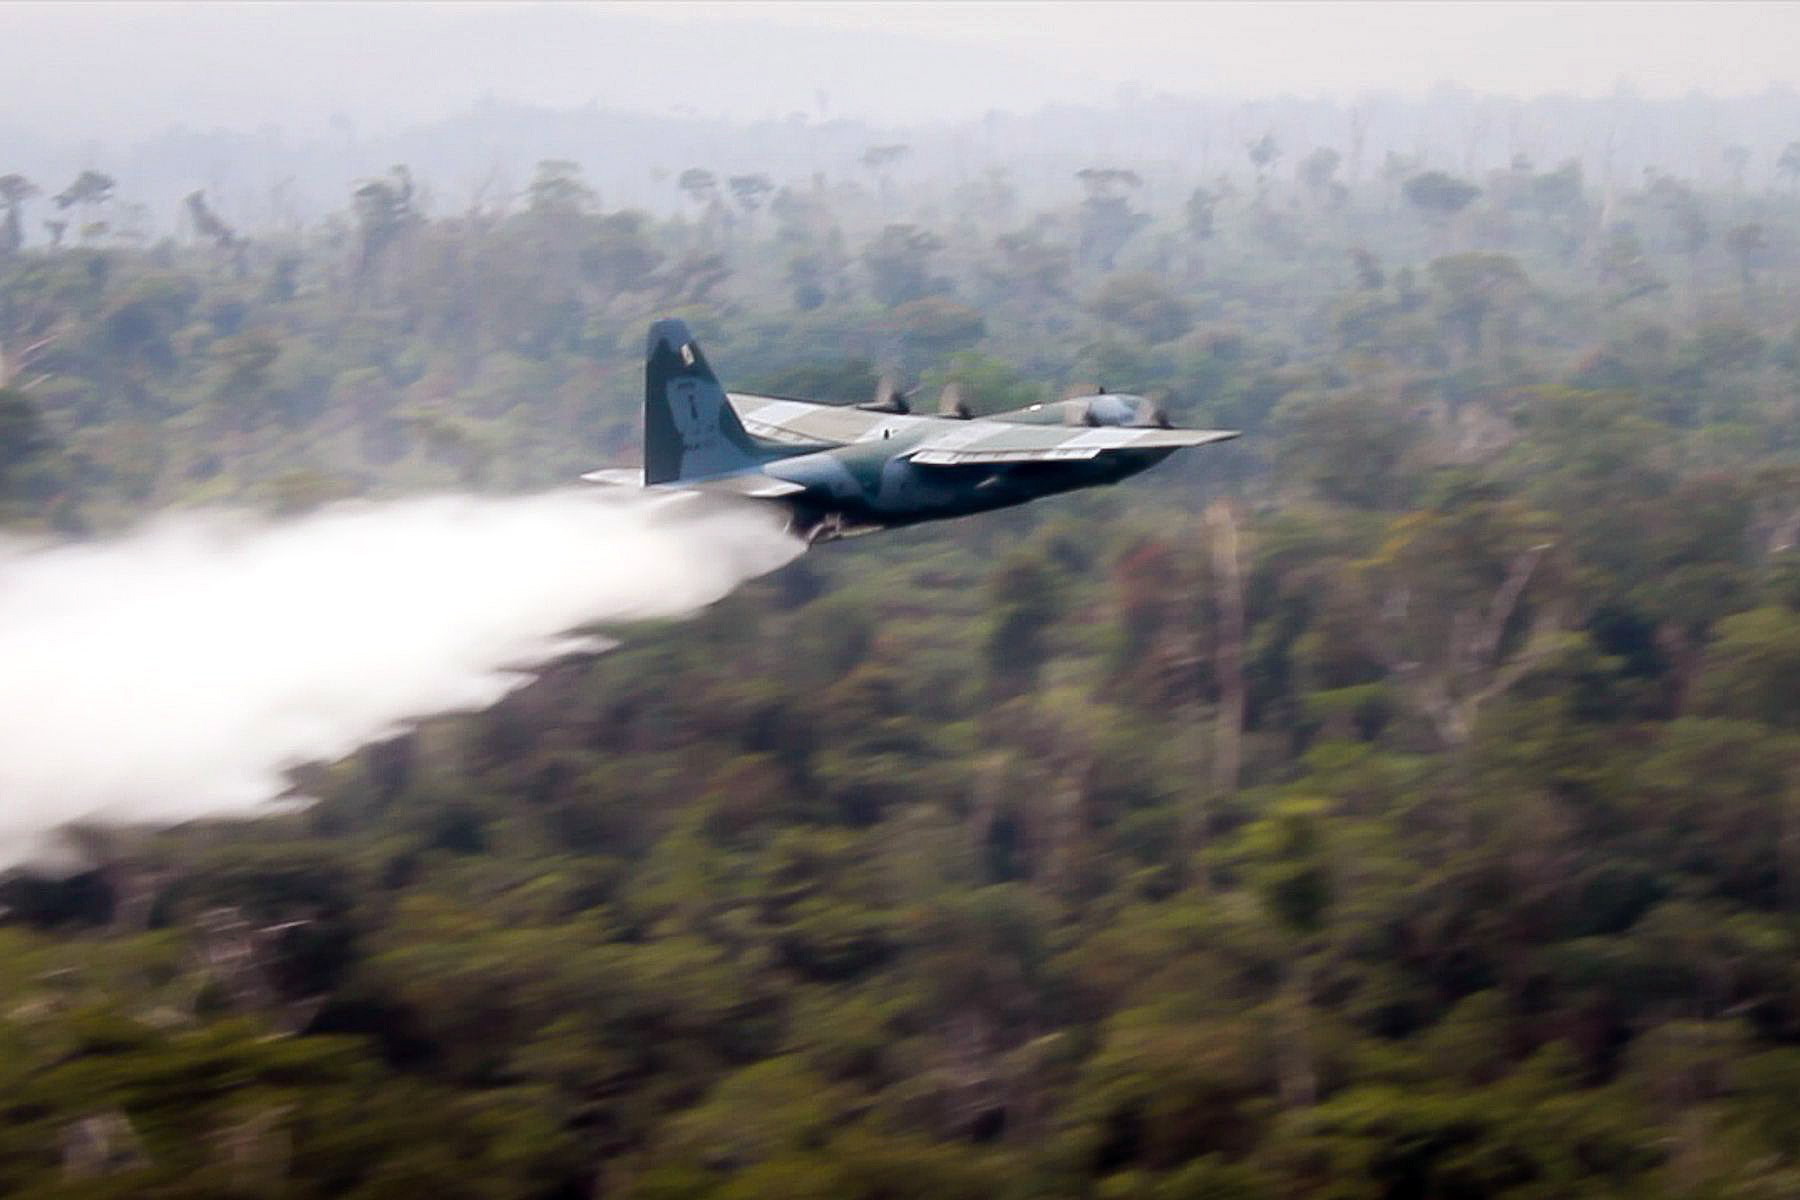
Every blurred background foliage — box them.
[5,115,1800,1198]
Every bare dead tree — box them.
[191,906,326,1033]
[1372,542,1566,748]
[1208,501,1246,797]
[0,332,56,390]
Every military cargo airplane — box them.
[584,319,1238,543]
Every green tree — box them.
[727,173,774,219]
[1692,607,1800,730]
[1403,170,1480,223]
[351,165,420,291]
[982,226,1073,306]
[677,167,718,207]
[1725,222,1769,298]
[0,387,59,513]
[892,297,986,365]
[183,189,238,251]
[863,224,948,307]
[860,143,910,210]
[1076,168,1150,269]
[1595,228,1665,308]
[1184,186,1218,242]
[1779,141,1800,191]
[1088,273,1193,345]
[1245,132,1281,193]
[1299,146,1343,207]
[526,159,597,216]
[1427,252,1529,358]
[985,549,1065,697]
[53,168,115,243]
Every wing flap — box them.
[912,446,1105,465]
[907,426,1238,466]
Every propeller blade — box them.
[859,373,911,414]
[1135,395,1173,429]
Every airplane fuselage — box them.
[595,320,1237,545]
[759,429,1175,538]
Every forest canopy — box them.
[3,94,1800,1200]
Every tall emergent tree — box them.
[1404,170,1481,224]
[0,174,38,254]
[53,168,116,243]
[1074,168,1149,270]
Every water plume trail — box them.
[0,489,802,864]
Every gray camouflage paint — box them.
[625,320,1236,542]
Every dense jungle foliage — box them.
[5,128,1800,1199]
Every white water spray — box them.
[0,490,802,864]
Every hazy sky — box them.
[4,1,1797,142]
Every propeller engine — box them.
[857,374,913,415]
[937,382,972,419]
[1059,386,1171,429]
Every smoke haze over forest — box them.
[6,2,1800,232]
[9,1,1800,136]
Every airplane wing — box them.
[729,393,929,447]
[904,423,1238,465]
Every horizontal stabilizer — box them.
[661,473,807,500]
[580,468,644,487]
[582,465,804,500]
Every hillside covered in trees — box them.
[4,107,1800,1199]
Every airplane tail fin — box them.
[643,319,760,485]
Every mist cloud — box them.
[0,490,801,863]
